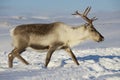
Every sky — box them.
[0,0,120,16]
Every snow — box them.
[0,12,120,80]
[0,48,120,80]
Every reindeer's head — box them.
[72,7,104,42]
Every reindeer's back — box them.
[13,23,56,35]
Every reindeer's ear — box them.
[85,23,93,30]
[85,23,90,28]
[86,23,93,28]
[83,23,89,29]
[84,23,88,27]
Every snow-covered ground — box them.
[0,12,120,80]
[0,48,120,80]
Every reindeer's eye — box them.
[91,29,94,32]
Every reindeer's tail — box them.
[10,28,15,46]
[10,28,15,37]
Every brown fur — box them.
[30,44,49,50]
[29,42,64,50]
[14,23,57,35]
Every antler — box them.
[72,6,97,24]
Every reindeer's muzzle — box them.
[97,35,104,42]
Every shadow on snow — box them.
[77,55,120,62]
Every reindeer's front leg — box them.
[64,46,79,65]
[45,46,56,67]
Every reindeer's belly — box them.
[29,44,49,50]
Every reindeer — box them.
[8,7,104,68]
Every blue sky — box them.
[0,0,120,16]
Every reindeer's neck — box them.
[66,25,88,47]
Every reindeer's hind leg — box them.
[8,49,16,68]
[8,48,29,68]
[15,48,29,65]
